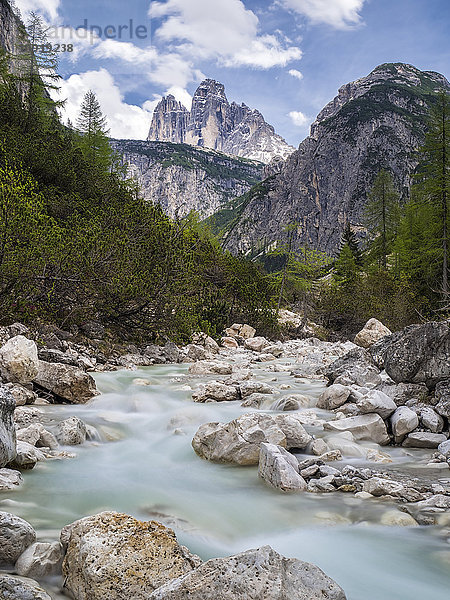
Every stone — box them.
[13,406,44,429]
[264,344,284,358]
[402,432,447,448]
[149,545,347,600]
[4,383,36,406]
[380,382,429,406]
[418,406,444,433]
[191,333,220,354]
[34,361,98,403]
[324,414,390,445]
[381,320,450,387]
[0,512,36,564]
[362,477,405,498]
[0,385,16,467]
[188,360,232,375]
[12,441,45,469]
[244,337,270,353]
[38,347,79,366]
[240,381,274,398]
[56,417,87,445]
[221,336,238,349]
[380,510,418,527]
[0,468,23,491]
[15,542,64,578]
[354,319,391,349]
[192,382,239,403]
[307,475,336,493]
[186,344,211,362]
[273,414,313,449]
[259,443,307,492]
[317,384,351,410]
[437,439,450,457]
[325,348,381,387]
[241,393,271,408]
[356,390,397,418]
[270,395,308,411]
[62,512,200,600]
[0,574,52,599]
[0,335,39,384]
[417,495,450,510]
[326,433,366,458]
[239,324,257,339]
[192,413,287,465]
[311,438,329,456]
[390,406,419,442]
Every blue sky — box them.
[15,0,450,145]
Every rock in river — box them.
[149,545,347,600]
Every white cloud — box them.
[149,0,302,68]
[289,68,304,80]
[14,0,61,21]
[282,0,366,29]
[289,110,309,126]
[165,86,193,111]
[54,69,153,139]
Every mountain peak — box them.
[147,79,294,163]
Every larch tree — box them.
[76,90,113,170]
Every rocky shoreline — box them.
[0,316,449,598]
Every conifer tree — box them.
[365,170,400,269]
[76,90,113,170]
[339,222,362,264]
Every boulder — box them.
[56,417,87,445]
[435,379,450,417]
[149,546,347,600]
[274,414,312,449]
[362,477,405,497]
[16,423,58,450]
[244,337,270,353]
[356,390,397,418]
[188,360,232,375]
[354,319,391,349]
[186,344,211,362]
[0,512,36,565]
[437,439,450,457]
[240,381,274,398]
[418,406,444,433]
[221,336,238,349]
[12,441,45,469]
[390,407,419,442]
[0,336,39,384]
[325,348,381,387]
[402,432,447,449]
[378,382,429,406]
[192,382,239,403]
[259,443,306,492]
[380,510,418,527]
[264,344,284,358]
[0,386,16,468]
[0,574,52,599]
[16,542,64,578]
[4,383,36,406]
[192,413,287,465]
[270,395,308,411]
[241,393,271,408]
[33,361,98,403]
[191,333,220,354]
[62,512,200,600]
[324,414,390,445]
[317,384,351,410]
[0,468,23,491]
[379,321,449,387]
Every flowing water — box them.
[1,362,450,599]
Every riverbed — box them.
[2,361,450,599]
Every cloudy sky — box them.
[14,0,450,145]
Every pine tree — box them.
[340,222,362,264]
[365,170,401,269]
[414,90,450,302]
[76,90,113,170]
[12,12,62,125]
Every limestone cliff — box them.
[148,79,294,164]
[111,140,264,219]
[221,63,450,256]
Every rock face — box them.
[62,512,201,600]
[33,360,98,403]
[222,63,450,255]
[148,79,294,164]
[149,546,347,600]
[112,139,264,220]
[0,385,16,467]
[380,320,450,388]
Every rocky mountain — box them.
[220,63,450,256]
[0,0,26,72]
[148,79,295,164]
[112,140,264,219]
